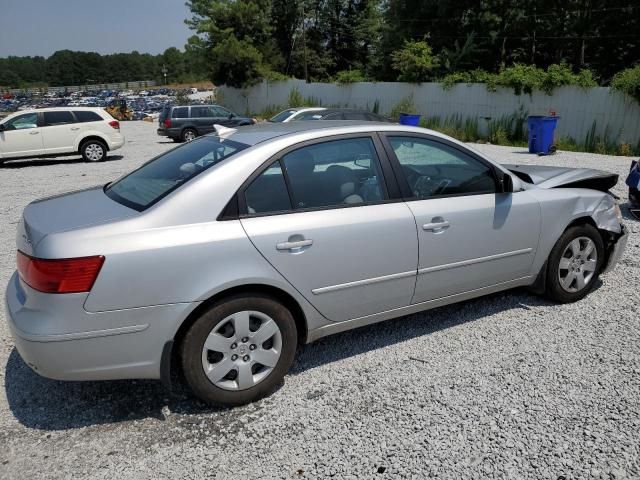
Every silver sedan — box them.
[5,121,627,406]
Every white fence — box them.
[218,79,640,145]
[6,80,157,95]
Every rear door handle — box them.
[29,131,40,135]
[276,239,313,251]
[422,219,450,232]
[70,127,80,131]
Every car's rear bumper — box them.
[5,272,197,381]
[603,225,628,274]
[107,133,125,151]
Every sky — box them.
[0,0,193,57]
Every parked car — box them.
[268,107,326,122]
[293,108,392,122]
[0,107,124,164]
[626,159,640,219]
[157,104,255,142]
[6,121,627,406]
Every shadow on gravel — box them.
[6,287,590,431]
[0,155,124,168]
[5,349,220,430]
[289,289,560,376]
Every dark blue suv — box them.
[157,104,255,142]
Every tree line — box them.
[2,1,639,90]
[0,48,208,88]
[185,0,640,88]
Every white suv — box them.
[0,107,125,164]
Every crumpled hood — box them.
[503,164,618,191]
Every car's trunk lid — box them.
[18,186,137,256]
[503,164,618,192]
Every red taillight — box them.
[109,120,120,130]
[163,118,171,128]
[17,251,104,294]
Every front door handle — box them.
[29,131,40,135]
[276,239,313,251]
[422,218,450,232]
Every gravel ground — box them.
[0,122,638,479]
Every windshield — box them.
[269,109,297,122]
[105,136,249,211]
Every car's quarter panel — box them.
[5,272,197,380]
[408,191,541,303]
[72,126,124,152]
[240,203,419,322]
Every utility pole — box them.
[301,4,308,83]
[161,64,168,85]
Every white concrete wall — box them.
[218,80,640,145]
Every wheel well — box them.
[564,215,616,264]
[566,216,597,230]
[79,136,108,152]
[531,215,605,294]
[168,284,308,384]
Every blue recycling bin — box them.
[527,116,559,155]
[399,113,421,126]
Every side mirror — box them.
[0,124,5,132]
[499,172,514,193]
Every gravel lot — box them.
[1,122,638,479]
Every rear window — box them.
[269,109,297,122]
[105,136,249,211]
[73,111,102,122]
[172,107,188,119]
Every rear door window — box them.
[43,111,75,126]
[105,136,249,211]
[244,161,292,214]
[172,107,189,119]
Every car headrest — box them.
[285,150,315,178]
[327,165,358,198]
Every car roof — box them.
[213,120,448,146]
[318,108,376,114]
[170,104,223,108]
[1,106,105,119]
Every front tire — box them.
[545,224,604,303]
[81,140,107,162]
[181,294,297,406]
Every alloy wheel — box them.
[184,130,196,141]
[85,143,104,161]
[201,310,282,391]
[558,236,598,293]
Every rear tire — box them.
[545,224,604,303]
[181,128,197,142]
[181,293,297,406]
[81,140,107,162]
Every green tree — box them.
[391,40,438,82]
